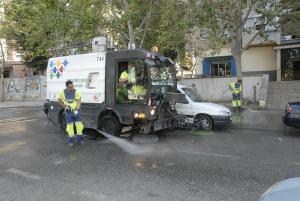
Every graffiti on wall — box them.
[4,76,47,101]
[25,78,41,97]
[41,79,47,99]
[7,79,21,97]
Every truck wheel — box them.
[100,115,121,136]
[194,115,213,130]
[59,113,67,136]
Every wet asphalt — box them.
[0,106,300,201]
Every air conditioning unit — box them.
[92,37,107,52]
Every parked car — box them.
[282,102,300,128]
[176,84,232,130]
[258,177,300,201]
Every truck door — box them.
[115,59,148,105]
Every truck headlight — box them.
[133,112,145,119]
[150,109,155,116]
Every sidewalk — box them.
[230,105,299,133]
[0,100,44,109]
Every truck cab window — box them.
[116,60,148,104]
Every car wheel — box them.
[100,115,121,136]
[194,114,213,130]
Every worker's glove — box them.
[73,110,79,116]
[65,105,72,111]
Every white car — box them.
[176,84,232,130]
[258,177,300,201]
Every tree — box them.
[105,0,154,49]
[1,0,194,69]
[192,0,286,77]
[280,0,300,37]
[154,0,190,61]
[2,0,106,69]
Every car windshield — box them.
[182,87,202,102]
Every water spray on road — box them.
[86,128,156,156]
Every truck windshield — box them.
[146,58,176,97]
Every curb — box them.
[0,101,43,109]
[231,123,299,133]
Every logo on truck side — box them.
[48,59,69,79]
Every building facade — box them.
[190,12,300,82]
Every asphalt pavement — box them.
[0,105,300,201]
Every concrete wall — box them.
[242,70,277,81]
[179,75,269,103]
[242,46,277,72]
[1,75,269,103]
[3,76,46,101]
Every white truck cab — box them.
[176,84,232,130]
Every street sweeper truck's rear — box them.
[44,49,180,136]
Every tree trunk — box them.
[122,0,136,49]
[0,42,5,102]
[232,50,242,77]
[127,19,136,49]
[139,0,153,48]
[231,28,243,77]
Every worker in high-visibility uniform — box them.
[119,69,129,84]
[58,80,84,146]
[117,68,129,103]
[131,84,146,99]
[228,79,242,111]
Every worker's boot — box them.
[77,135,84,145]
[68,137,75,147]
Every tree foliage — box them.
[1,0,195,68]
[105,0,153,49]
[2,0,106,69]
[4,0,298,72]
[154,0,190,60]
[1,0,198,69]
[280,0,300,37]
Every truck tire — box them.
[59,113,67,136]
[100,115,121,136]
[194,114,213,130]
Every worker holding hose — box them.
[58,80,84,146]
